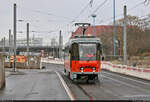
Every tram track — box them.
[75,78,122,100]
[58,71,114,100]
[59,70,150,100]
[59,70,123,100]
[59,71,94,100]
[43,63,150,100]
[74,82,94,100]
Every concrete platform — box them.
[0,68,70,100]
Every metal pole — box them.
[113,0,116,56]
[2,37,5,54]
[13,3,17,72]
[9,29,11,58]
[59,30,61,58]
[123,5,127,65]
[61,35,63,59]
[10,34,13,56]
[57,43,58,58]
[93,17,95,35]
[4,37,5,52]
[93,18,94,35]
[27,23,29,68]
[92,14,96,36]
[82,25,84,36]
[53,46,54,58]
[118,40,121,56]
[0,39,2,52]
[4,37,5,54]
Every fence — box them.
[104,55,150,68]
[4,55,41,69]
[101,61,150,80]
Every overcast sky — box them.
[0,0,150,45]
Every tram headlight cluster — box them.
[93,67,96,70]
[80,67,96,72]
[80,67,84,72]
[93,67,96,72]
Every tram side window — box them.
[72,43,79,60]
[64,46,70,60]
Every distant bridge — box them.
[0,45,60,52]
[0,46,63,57]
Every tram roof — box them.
[65,36,101,47]
[72,36,100,43]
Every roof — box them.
[71,25,114,38]
[71,25,142,39]
[71,37,101,44]
[65,36,101,47]
[71,25,127,38]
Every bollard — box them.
[0,54,5,89]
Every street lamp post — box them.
[27,23,29,68]
[13,3,17,72]
[113,0,117,56]
[91,14,96,36]
[9,29,11,58]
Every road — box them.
[0,65,69,100]
[44,63,150,100]
[0,63,150,100]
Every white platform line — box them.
[55,71,75,100]
[102,71,150,86]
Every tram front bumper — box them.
[72,72,99,80]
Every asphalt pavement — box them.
[43,63,150,100]
[0,66,69,100]
[1,63,150,100]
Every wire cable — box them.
[18,6,73,20]
[98,1,147,24]
[92,0,108,14]
[71,0,91,23]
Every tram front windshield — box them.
[79,43,96,61]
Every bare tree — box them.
[100,15,150,57]
[116,15,150,56]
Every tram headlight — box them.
[93,67,96,72]
[80,67,84,70]
[93,67,96,70]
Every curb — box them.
[55,71,75,100]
